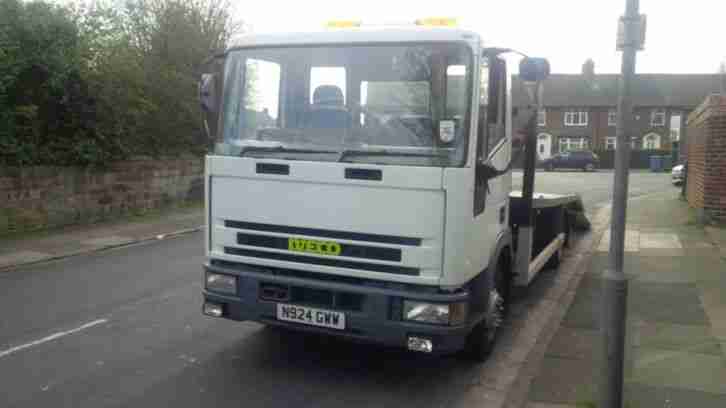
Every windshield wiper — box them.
[239,145,336,157]
[338,148,448,162]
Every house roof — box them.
[512,74,724,108]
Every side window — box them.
[243,58,280,135]
[488,58,507,153]
[476,60,489,161]
[445,65,467,118]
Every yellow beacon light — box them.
[325,20,362,29]
[414,17,458,27]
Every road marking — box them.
[0,318,108,359]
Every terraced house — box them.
[513,60,723,163]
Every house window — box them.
[559,137,587,152]
[608,109,617,126]
[606,136,617,150]
[643,133,661,149]
[537,109,546,126]
[651,109,666,126]
[564,110,588,126]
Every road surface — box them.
[513,170,673,212]
[0,171,675,407]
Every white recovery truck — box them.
[198,21,588,360]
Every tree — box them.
[0,0,242,166]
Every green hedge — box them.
[0,0,234,167]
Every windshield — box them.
[215,43,472,166]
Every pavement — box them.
[0,171,680,407]
[524,190,726,408]
[0,206,204,271]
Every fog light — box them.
[206,272,237,295]
[407,336,433,353]
[203,302,223,317]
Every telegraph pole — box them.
[600,1,644,407]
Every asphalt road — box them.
[0,171,675,408]
[513,169,674,212]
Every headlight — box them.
[205,273,237,295]
[403,301,468,325]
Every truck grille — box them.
[224,247,419,276]
[224,220,421,246]
[223,220,421,276]
[236,233,401,262]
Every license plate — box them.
[276,303,345,330]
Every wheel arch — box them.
[467,229,514,326]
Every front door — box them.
[537,133,552,159]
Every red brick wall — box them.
[0,157,203,235]
[686,94,726,222]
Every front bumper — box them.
[202,261,476,354]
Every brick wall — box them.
[686,94,726,222]
[0,157,204,235]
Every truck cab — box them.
[201,25,533,359]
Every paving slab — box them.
[628,281,709,326]
[81,235,135,247]
[639,232,682,249]
[597,229,640,252]
[630,319,722,355]
[0,250,52,268]
[528,356,599,405]
[561,276,602,330]
[627,347,726,394]
[626,383,726,408]
[700,291,726,340]
[545,327,601,360]
[637,248,685,257]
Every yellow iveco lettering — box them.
[287,238,342,256]
[288,238,307,251]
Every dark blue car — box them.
[541,150,599,172]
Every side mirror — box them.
[519,57,550,82]
[199,73,218,113]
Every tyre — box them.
[584,163,595,172]
[465,254,511,362]
[545,163,554,172]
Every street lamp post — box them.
[600,1,644,407]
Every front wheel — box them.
[465,255,511,361]
[584,163,595,172]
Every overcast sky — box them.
[234,0,725,74]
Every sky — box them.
[232,0,726,74]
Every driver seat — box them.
[308,85,351,129]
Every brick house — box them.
[513,60,724,162]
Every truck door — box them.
[474,56,509,216]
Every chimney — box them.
[582,59,595,82]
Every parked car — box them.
[671,164,685,185]
[541,150,599,172]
